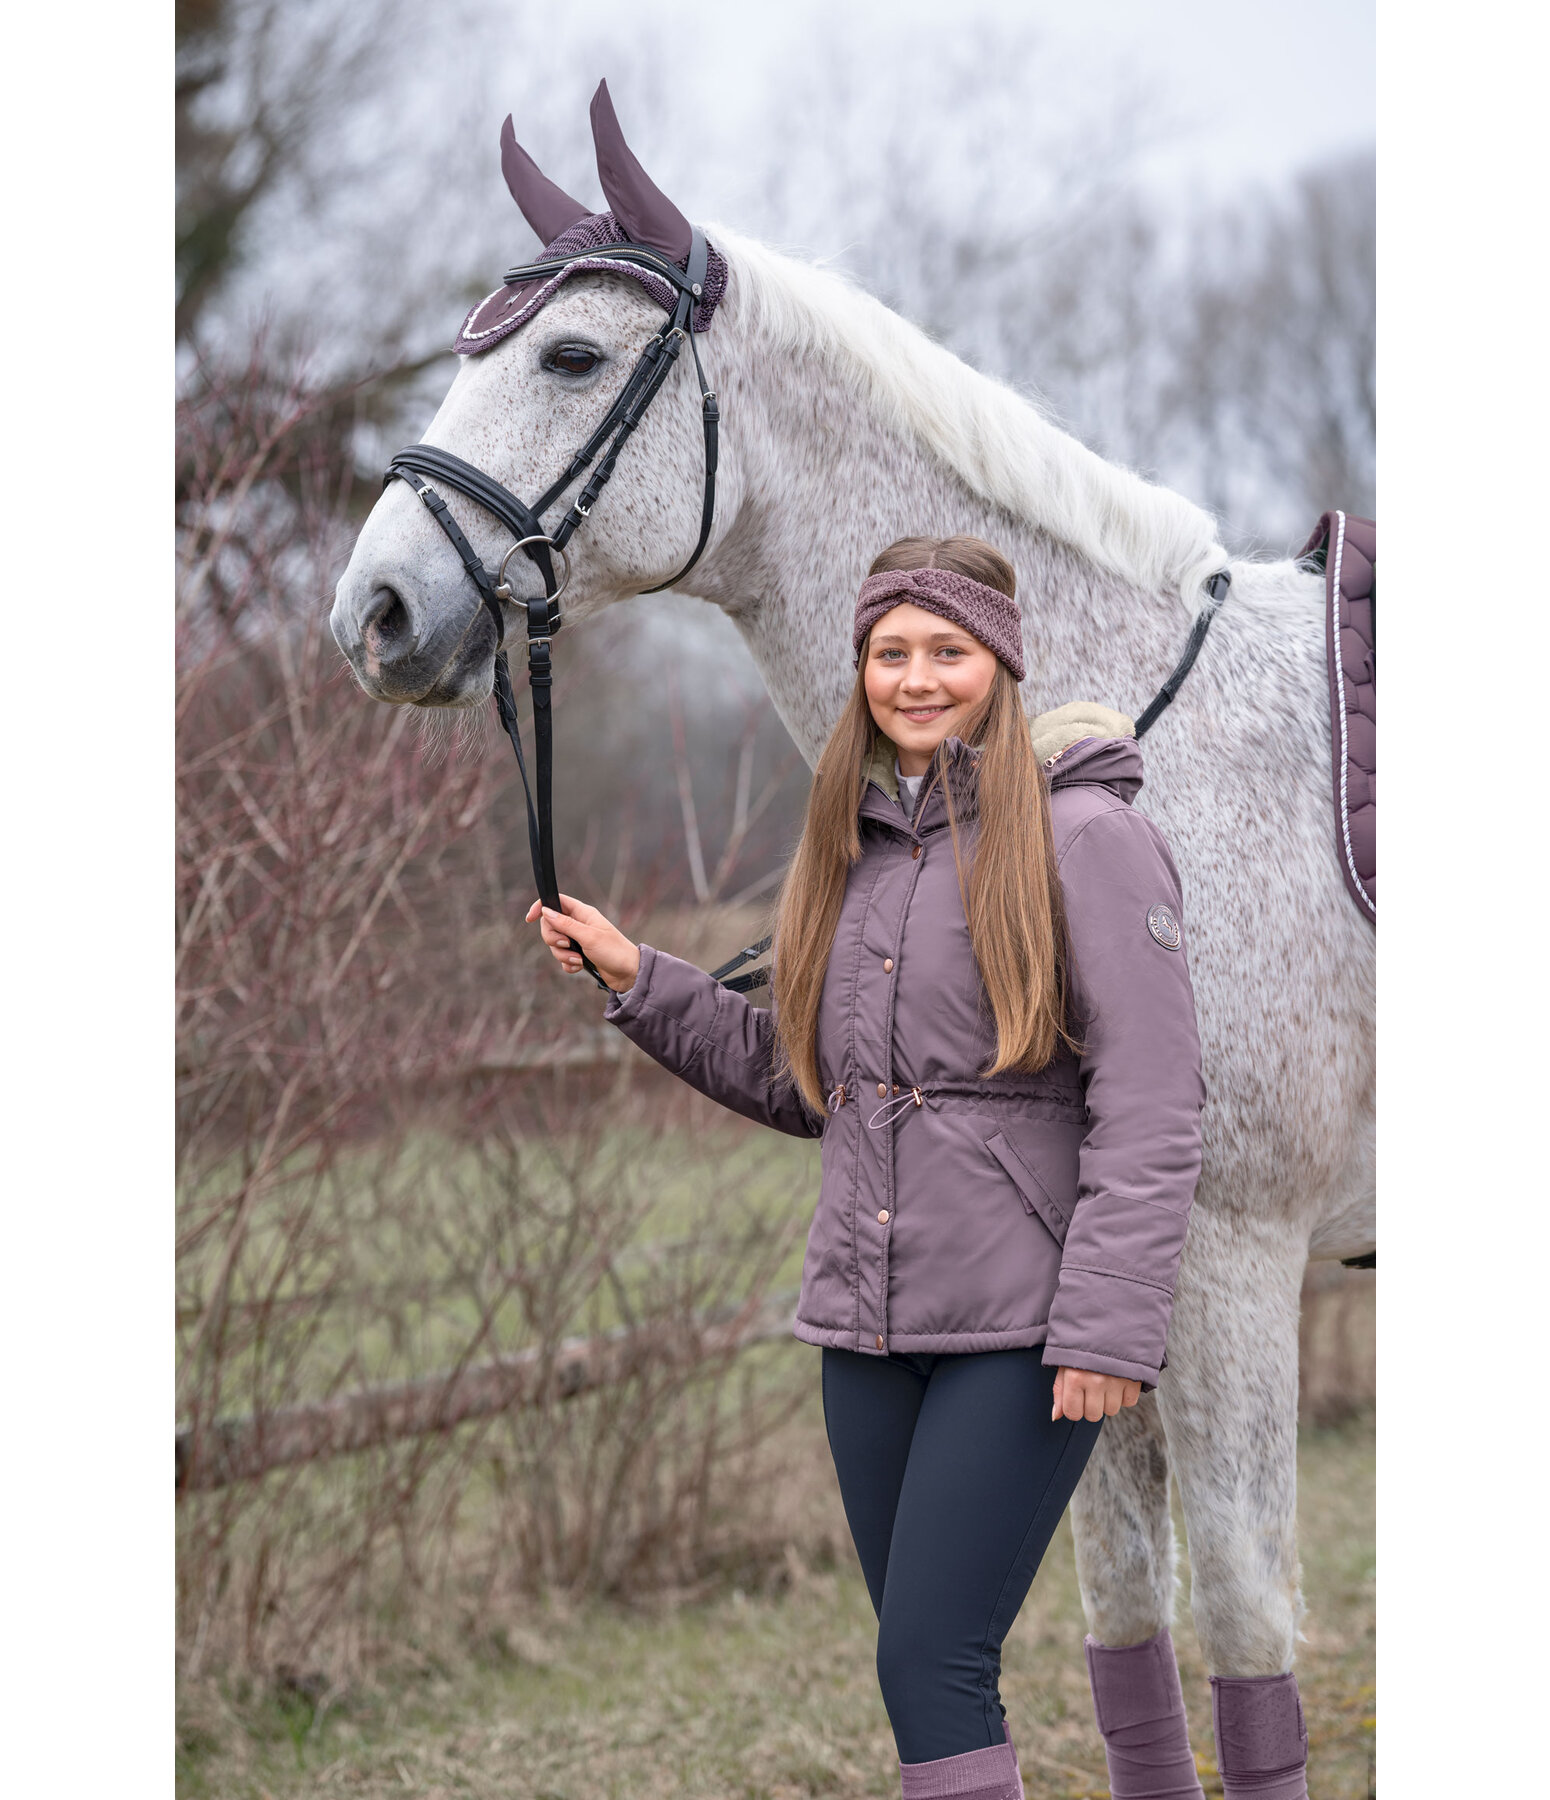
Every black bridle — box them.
[384,229,719,990]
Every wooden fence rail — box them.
[176,1271,1372,1493]
[176,1291,799,1494]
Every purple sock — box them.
[1210,1671,1309,1800]
[1085,1629,1206,1800]
[898,1732,1023,1800]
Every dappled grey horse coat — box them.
[605,730,1204,1386]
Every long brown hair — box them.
[771,535,1077,1112]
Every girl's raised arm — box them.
[527,897,822,1140]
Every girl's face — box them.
[862,601,1000,776]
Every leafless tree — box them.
[1166,151,1376,543]
[177,0,416,341]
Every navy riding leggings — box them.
[821,1346,1103,1765]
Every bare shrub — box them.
[176,347,815,1683]
[177,1103,813,1679]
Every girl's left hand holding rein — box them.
[525,894,642,993]
[1051,1366,1142,1422]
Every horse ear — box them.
[500,115,590,246]
[588,79,691,261]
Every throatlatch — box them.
[1133,570,1232,739]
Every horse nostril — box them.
[361,586,417,662]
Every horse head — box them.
[330,82,726,708]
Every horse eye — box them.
[547,345,600,376]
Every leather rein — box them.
[384,230,719,991]
[384,221,1231,1001]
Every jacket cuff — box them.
[603,943,658,1023]
[1041,1342,1162,1390]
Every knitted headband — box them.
[852,567,1025,682]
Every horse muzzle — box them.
[330,575,498,707]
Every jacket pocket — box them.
[986,1130,1072,1245]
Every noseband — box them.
[383,229,720,990]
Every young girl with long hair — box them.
[528,535,1207,1800]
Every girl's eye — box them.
[546,345,601,376]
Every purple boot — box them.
[1085,1629,1206,1800]
[899,1728,1023,1800]
[1210,1672,1309,1800]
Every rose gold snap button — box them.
[876,1335,885,1349]
[876,1082,887,1097]
[911,845,921,860]
[883,957,894,972]
[878,1210,890,1223]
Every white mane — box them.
[711,225,1228,607]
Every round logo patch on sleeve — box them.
[1146,903,1182,949]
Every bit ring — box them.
[494,537,571,604]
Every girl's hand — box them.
[1052,1366,1142,1422]
[525,894,642,993]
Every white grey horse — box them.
[330,146,1374,1764]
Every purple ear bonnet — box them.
[455,212,727,354]
[454,81,727,357]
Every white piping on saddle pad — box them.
[1328,511,1375,920]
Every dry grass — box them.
[177,1321,1374,1799]
[176,1415,1374,1800]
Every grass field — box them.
[177,1383,1374,1799]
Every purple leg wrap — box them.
[1209,1671,1309,1800]
[1001,1720,1026,1800]
[1085,1629,1206,1800]
[898,1730,1023,1800]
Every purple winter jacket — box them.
[604,729,1205,1386]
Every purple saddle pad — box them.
[1300,511,1376,923]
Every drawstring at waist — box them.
[867,1086,924,1129]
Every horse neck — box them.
[679,291,1201,763]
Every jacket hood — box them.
[1044,733,1144,804]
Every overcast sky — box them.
[217,0,1374,362]
[573,0,1374,204]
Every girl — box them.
[527,535,1206,1800]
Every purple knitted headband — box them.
[852,568,1026,681]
